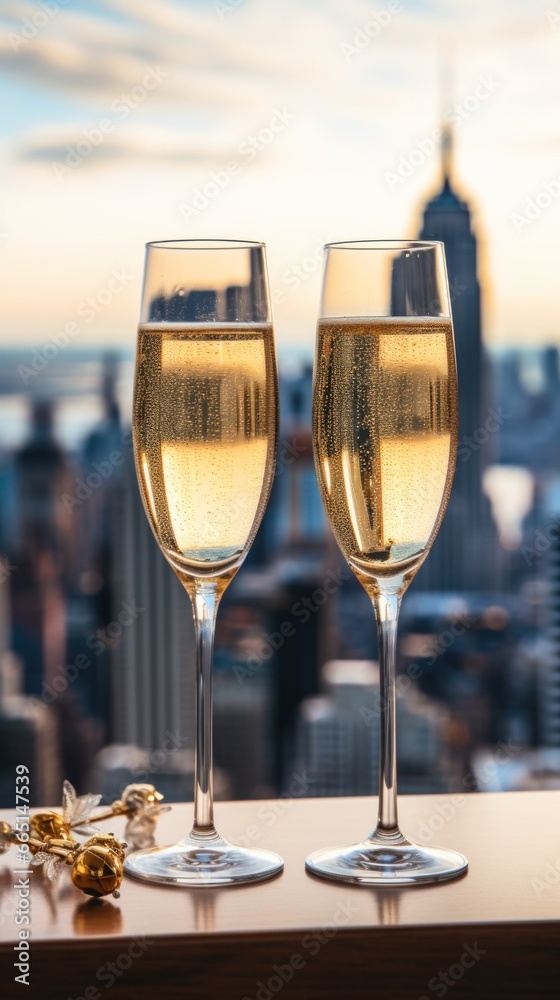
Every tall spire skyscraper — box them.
[415,127,500,591]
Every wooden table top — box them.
[1,790,559,999]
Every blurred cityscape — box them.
[1,136,560,808]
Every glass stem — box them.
[373,590,401,835]
[191,582,219,838]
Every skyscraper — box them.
[11,398,76,694]
[539,478,560,746]
[0,587,61,806]
[292,660,452,796]
[415,127,500,591]
[107,452,195,752]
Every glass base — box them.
[305,831,468,886]
[124,831,284,887]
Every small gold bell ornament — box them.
[69,834,126,899]
[28,812,71,851]
[0,820,15,854]
[28,832,126,899]
[110,783,165,816]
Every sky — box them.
[1,0,560,354]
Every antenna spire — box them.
[439,43,454,190]
[441,123,453,190]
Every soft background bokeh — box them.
[1,0,560,811]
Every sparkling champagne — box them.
[313,316,458,584]
[134,322,278,585]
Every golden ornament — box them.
[29,812,72,853]
[90,782,166,822]
[70,834,126,899]
[119,783,164,812]
[0,820,15,855]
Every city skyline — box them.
[1,252,560,807]
[1,0,559,349]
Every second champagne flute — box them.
[125,239,283,885]
[306,240,468,885]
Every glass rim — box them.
[145,239,265,251]
[324,240,444,252]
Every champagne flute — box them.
[306,240,468,885]
[124,239,283,885]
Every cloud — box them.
[18,126,225,169]
[1,0,286,106]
